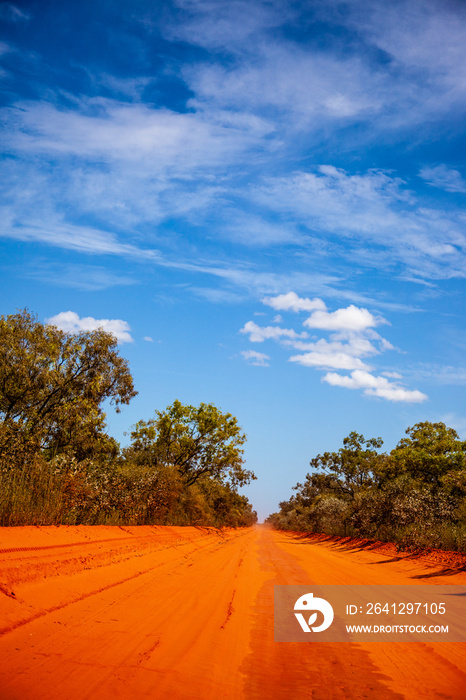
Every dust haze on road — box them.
[0,525,465,699]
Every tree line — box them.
[266,425,466,551]
[0,310,257,527]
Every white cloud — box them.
[290,351,370,371]
[241,350,270,366]
[240,320,307,343]
[262,292,327,313]
[240,293,425,402]
[286,336,381,358]
[419,165,466,194]
[371,332,395,352]
[323,370,427,403]
[3,86,465,291]
[144,336,154,342]
[304,305,382,332]
[46,311,133,343]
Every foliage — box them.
[0,447,257,527]
[268,422,466,552]
[0,309,136,460]
[387,421,466,488]
[124,399,255,487]
[308,431,383,500]
[0,312,256,527]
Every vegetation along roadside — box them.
[0,310,257,527]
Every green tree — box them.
[125,399,255,486]
[0,310,137,460]
[387,422,466,488]
[308,431,384,500]
[267,432,385,534]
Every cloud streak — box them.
[419,165,466,194]
[251,166,466,280]
[2,99,264,168]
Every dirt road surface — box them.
[0,525,465,699]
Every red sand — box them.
[0,525,465,698]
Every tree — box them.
[0,310,137,460]
[308,431,384,500]
[125,399,255,486]
[267,422,466,552]
[387,422,466,488]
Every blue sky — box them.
[1,0,466,519]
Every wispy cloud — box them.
[160,258,342,299]
[251,166,466,280]
[314,0,466,127]
[218,212,301,247]
[419,165,466,194]
[2,2,466,289]
[184,45,380,130]
[168,0,466,144]
[24,263,138,291]
[166,0,287,51]
[0,95,269,256]
[1,216,160,259]
[241,349,270,366]
[0,3,31,22]
[410,363,466,386]
[438,413,466,439]
[346,0,466,109]
[1,98,265,169]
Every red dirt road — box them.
[0,525,465,699]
